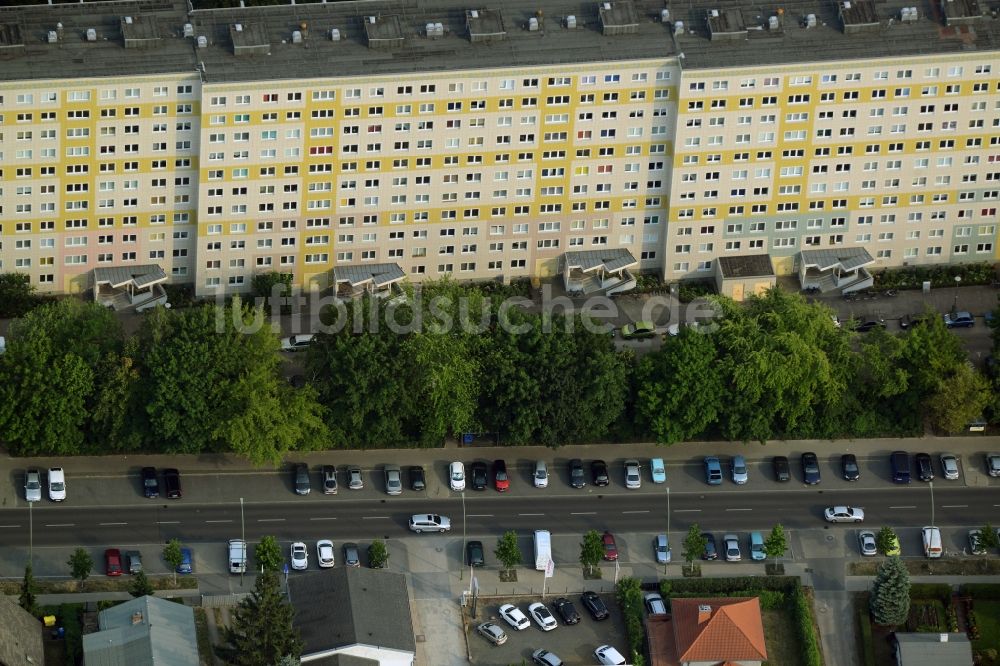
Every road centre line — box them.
[205,520,233,523]
[673,509,701,513]
[99,522,127,526]
[519,513,544,516]
[257,518,286,522]
[941,505,968,508]
[622,510,649,514]
[889,506,916,509]
[156,521,180,524]
[467,514,494,518]
[309,517,338,521]
[0,525,22,528]
[362,516,389,520]
[725,508,752,512]
[45,523,75,527]
[570,512,597,515]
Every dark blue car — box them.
[176,547,193,574]
[801,452,821,485]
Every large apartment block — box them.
[0,0,997,302]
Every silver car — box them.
[654,534,671,564]
[347,466,364,490]
[731,455,748,485]
[532,649,563,666]
[24,469,41,502]
[858,531,877,557]
[384,465,402,496]
[940,454,960,480]
[476,622,507,646]
[969,530,987,556]
[624,459,641,489]
[724,533,741,561]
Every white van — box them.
[534,530,552,570]
[228,539,247,574]
[922,527,942,559]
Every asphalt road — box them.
[3,484,996,549]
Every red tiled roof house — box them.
[647,597,768,666]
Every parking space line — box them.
[99,522,127,526]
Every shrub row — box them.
[792,586,824,666]
[667,576,799,594]
[857,602,876,666]
[910,583,952,604]
[872,261,995,289]
[960,583,1000,600]
[616,577,647,666]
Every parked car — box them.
[499,604,531,630]
[342,542,360,567]
[322,465,338,494]
[891,451,911,483]
[723,534,741,562]
[347,466,364,490]
[841,453,860,481]
[291,542,309,570]
[883,533,902,556]
[408,514,451,533]
[534,460,549,488]
[915,453,934,481]
[644,592,667,615]
[624,459,641,489]
[476,622,507,646]
[384,464,402,495]
[409,466,426,491]
[163,468,182,499]
[986,453,1000,478]
[124,550,142,574]
[528,602,558,631]
[532,649,563,666]
[470,462,488,491]
[595,645,627,666]
[620,320,657,339]
[47,467,66,502]
[602,532,618,561]
[449,462,466,491]
[749,531,766,561]
[552,597,580,625]
[569,459,585,489]
[141,467,159,499]
[591,460,610,486]
[493,459,509,492]
[801,452,821,485]
[731,455,748,485]
[940,454,960,480]
[702,533,718,560]
[293,464,311,495]
[280,334,315,351]
[969,530,987,556]
[105,549,123,576]
[466,540,485,567]
[824,506,865,523]
[703,456,723,485]
[852,316,886,333]
[24,469,42,502]
[944,311,975,328]
[177,547,193,574]
[316,540,335,568]
[650,457,666,484]
[900,313,932,330]
[858,531,877,556]
[654,534,671,564]
[772,456,791,482]
[580,591,610,620]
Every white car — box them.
[528,602,558,631]
[723,534,741,562]
[316,540,335,568]
[534,460,548,488]
[624,459,641,489]
[825,506,865,523]
[449,461,466,491]
[940,454,960,480]
[595,645,627,665]
[48,467,66,502]
[499,603,530,631]
[644,592,667,614]
[280,334,314,352]
[408,514,451,533]
[290,542,309,570]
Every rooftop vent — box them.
[86,28,97,41]
[364,14,405,49]
[598,0,640,35]
[466,8,506,42]
[197,34,208,48]
[183,23,194,38]
[566,14,577,28]
[900,6,919,21]
[130,611,144,625]
[330,27,341,40]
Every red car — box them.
[105,549,123,577]
[493,460,509,492]
[602,532,618,561]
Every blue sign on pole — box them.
[463,433,474,444]
[283,563,290,575]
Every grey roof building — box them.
[892,632,974,666]
[0,596,43,666]
[289,568,415,665]
[82,595,198,666]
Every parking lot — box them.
[468,594,628,665]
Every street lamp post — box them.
[240,497,246,587]
[953,275,962,314]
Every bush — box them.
[757,590,787,611]
[792,587,823,666]
[910,583,951,604]
[677,280,716,303]
[872,262,995,290]
[961,584,1000,599]
[670,576,798,595]
[617,577,646,657]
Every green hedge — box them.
[617,577,647,665]
[960,584,1000,600]
[667,576,799,594]
[793,586,824,666]
[910,583,952,604]
[857,602,876,666]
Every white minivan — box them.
[922,526,942,558]
[48,467,66,502]
[228,539,247,574]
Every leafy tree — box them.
[222,571,302,666]
[580,530,604,575]
[681,524,708,573]
[925,362,991,433]
[978,522,1000,550]
[0,272,41,318]
[494,531,522,571]
[763,524,788,560]
[68,548,93,590]
[876,527,899,555]
[402,328,479,446]
[255,536,283,573]
[163,539,184,584]
[636,327,723,444]
[251,271,293,304]
[870,556,910,626]
[368,539,389,569]
[129,570,155,598]
[88,338,145,452]
[19,564,39,616]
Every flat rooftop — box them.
[0,0,998,84]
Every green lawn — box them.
[762,608,804,666]
[972,600,1000,665]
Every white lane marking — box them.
[570,512,597,515]
[889,506,916,509]
[519,513,544,516]
[309,517,338,521]
[257,518,286,522]
[205,520,233,523]
[0,524,22,528]
[99,522,127,526]
[156,521,180,524]
[362,516,389,520]
[45,523,75,527]
[674,509,701,513]
[725,508,752,512]
[622,510,650,514]
[467,514,494,518]
[941,505,968,508]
